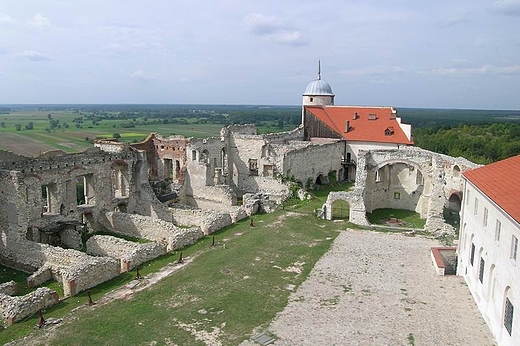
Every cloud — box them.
[129,70,155,81]
[18,50,50,61]
[492,0,520,16]
[244,12,305,46]
[0,14,15,24]
[28,14,50,28]
[423,64,520,76]
[341,66,404,77]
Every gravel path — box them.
[265,229,494,346]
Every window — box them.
[495,220,502,241]
[474,198,479,215]
[375,169,381,182]
[470,243,475,266]
[466,189,470,206]
[192,150,197,161]
[248,159,258,176]
[479,257,485,283]
[505,297,514,335]
[394,192,401,200]
[483,208,488,227]
[511,236,518,260]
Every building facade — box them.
[457,155,520,345]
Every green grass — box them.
[285,182,354,215]
[366,208,426,228]
[1,210,344,345]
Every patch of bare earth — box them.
[263,229,494,346]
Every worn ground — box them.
[251,229,495,346]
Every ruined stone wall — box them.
[0,281,17,296]
[100,211,203,251]
[282,141,344,185]
[263,126,304,143]
[170,204,248,230]
[322,147,478,234]
[0,240,119,296]
[86,235,167,272]
[0,287,59,325]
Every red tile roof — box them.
[463,155,520,224]
[305,106,413,145]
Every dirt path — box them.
[262,229,494,346]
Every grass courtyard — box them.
[1,206,346,345]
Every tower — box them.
[302,61,335,124]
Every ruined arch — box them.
[364,160,429,218]
[331,199,350,220]
[444,193,462,232]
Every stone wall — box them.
[0,287,59,325]
[0,240,119,297]
[0,281,17,296]
[86,235,167,272]
[322,147,478,235]
[282,140,344,185]
[99,211,203,251]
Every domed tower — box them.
[302,61,335,123]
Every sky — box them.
[0,0,519,109]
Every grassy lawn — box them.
[366,208,426,229]
[285,182,354,215]
[1,208,345,345]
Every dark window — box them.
[470,243,475,266]
[479,257,485,283]
[505,297,514,335]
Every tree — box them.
[15,124,22,131]
[113,133,121,139]
[25,122,34,130]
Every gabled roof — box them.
[463,155,520,224]
[305,106,413,145]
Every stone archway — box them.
[444,193,462,232]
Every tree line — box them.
[413,123,520,164]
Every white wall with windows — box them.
[457,179,520,345]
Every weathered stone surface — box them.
[86,235,167,272]
[0,281,17,296]
[0,287,59,325]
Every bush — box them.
[113,133,121,139]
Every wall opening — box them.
[331,200,350,220]
[444,193,461,234]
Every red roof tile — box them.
[305,106,413,145]
[463,155,520,224]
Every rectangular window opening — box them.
[479,257,485,283]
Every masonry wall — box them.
[0,287,59,325]
[100,211,204,251]
[86,235,167,272]
[282,141,344,185]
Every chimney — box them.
[353,112,358,120]
[345,120,350,133]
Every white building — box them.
[457,154,520,345]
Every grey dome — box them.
[303,78,334,96]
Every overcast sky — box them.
[0,0,519,109]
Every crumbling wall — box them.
[86,235,167,272]
[0,241,119,297]
[100,211,203,251]
[282,141,344,185]
[322,147,478,235]
[0,287,59,325]
[0,281,17,296]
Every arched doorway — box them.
[444,193,461,233]
[332,199,350,220]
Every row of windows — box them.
[469,242,515,336]
[469,192,506,244]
